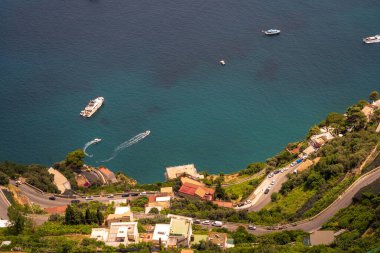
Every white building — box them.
[90,228,109,242]
[165,164,203,180]
[153,224,171,246]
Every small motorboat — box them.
[93,138,102,143]
[262,29,281,35]
[219,60,226,66]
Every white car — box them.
[85,196,93,200]
[271,180,275,185]
[202,220,210,225]
[267,185,272,189]
[280,169,284,173]
[290,162,297,167]
[139,192,147,196]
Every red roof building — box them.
[178,182,215,201]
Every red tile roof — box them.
[178,182,215,200]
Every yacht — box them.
[363,34,380,44]
[262,29,281,35]
[80,97,104,118]
[219,60,226,66]
[145,130,151,135]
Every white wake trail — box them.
[98,131,150,163]
[83,140,98,157]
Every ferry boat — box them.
[262,29,281,35]
[80,97,104,118]
[363,34,380,44]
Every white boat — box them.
[80,97,104,118]
[93,138,102,143]
[219,60,226,66]
[262,29,281,35]
[363,34,380,44]
[145,130,151,135]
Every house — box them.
[145,195,171,214]
[99,167,118,184]
[90,228,109,242]
[106,206,134,224]
[105,222,139,247]
[139,233,153,243]
[165,164,204,180]
[152,224,171,246]
[161,187,174,196]
[310,131,335,148]
[167,214,193,248]
[75,174,90,188]
[361,104,376,121]
[191,234,208,246]
[296,159,314,173]
[305,230,335,246]
[300,145,316,158]
[48,168,71,194]
[178,182,215,201]
[208,232,227,249]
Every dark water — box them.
[1,0,379,182]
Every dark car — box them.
[273,170,280,174]
[71,199,80,204]
[193,219,201,224]
[264,189,270,194]
[48,196,56,200]
[121,193,130,197]
[130,193,139,197]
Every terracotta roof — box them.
[178,182,198,196]
[178,182,215,200]
[44,205,67,214]
[195,187,206,198]
[212,201,233,208]
[181,177,205,187]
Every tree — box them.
[0,171,9,185]
[369,91,379,102]
[7,205,27,235]
[96,209,104,225]
[85,208,92,224]
[65,149,85,172]
[326,112,346,127]
[64,205,74,225]
[148,207,159,214]
[271,192,279,202]
[215,181,229,201]
[307,125,320,139]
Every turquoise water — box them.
[1,0,380,183]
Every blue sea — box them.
[1,0,379,183]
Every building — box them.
[208,232,227,249]
[305,230,335,246]
[145,195,171,214]
[361,104,376,121]
[106,206,134,224]
[90,228,109,242]
[109,198,128,206]
[310,131,335,148]
[300,145,316,157]
[165,164,203,180]
[90,222,139,247]
[178,182,215,201]
[99,167,118,184]
[0,219,10,228]
[167,214,193,248]
[160,187,174,197]
[48,168,71,194]
[105,222,139,247]
[152,224,171,246]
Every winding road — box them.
[0,188,10,219]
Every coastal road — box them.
[0,188,10,219]
[207,166,380,234]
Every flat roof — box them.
[114,206,131,215]
[166,164,198,179]
[170,218,191,236]
[153,224,170,242]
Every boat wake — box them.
[97,130,150,163]
[83,138,102,157]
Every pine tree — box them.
[64,205,73,225]
[85,208,91,224]
[96,209,104,226]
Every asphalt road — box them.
[0,189,10,219]
[209,167,380,234]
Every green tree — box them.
[306,125,320,139]
[96,209,104,225]
[271,192,279,202]
[326,112,346,127]
[64,205,74,225]
[7,205,27,235]
[369,90,379,102]
[0,171,9,185]
[85,208,92,224]
[65,149,85,172]
[148,207,159,214]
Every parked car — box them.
[48,196,56,200]
[264,189,270,194]
[280,169,284,173]
[267,185,272,189]
[271,180,275,185]
[121,193,130,197]
[293,170,298,174]
[273,170,280,174]
[212,221,223,227]
[237,202,244,207]
[193,219,201,224]
[139,192,147,196]
[107,194,114,198]
[71,199,80,204]
[248,225,257,230]
[290,162,297,167]
[202,220,210,225]
[247,200,252,204]
[85,196,93,200]
[131,193,139,197]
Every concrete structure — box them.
[208,232,227,249]
[361,104,376,121]
[90,228,109,242]
[109,198,128,206]
[300,145,316,157]
[114,206,131,215]
[307,230,335,246]
[48,168,71,194]
[178,182,215,201]
[310,131,335,148]
[106,206,134,224]
[167,214,193,248]
[165,164,203,180]
[145,195,171,213]
[191,234,208,245]
[105,222,139,247]
[296,159,314,173]
[0,219,10,228]
[152,224,171,246]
